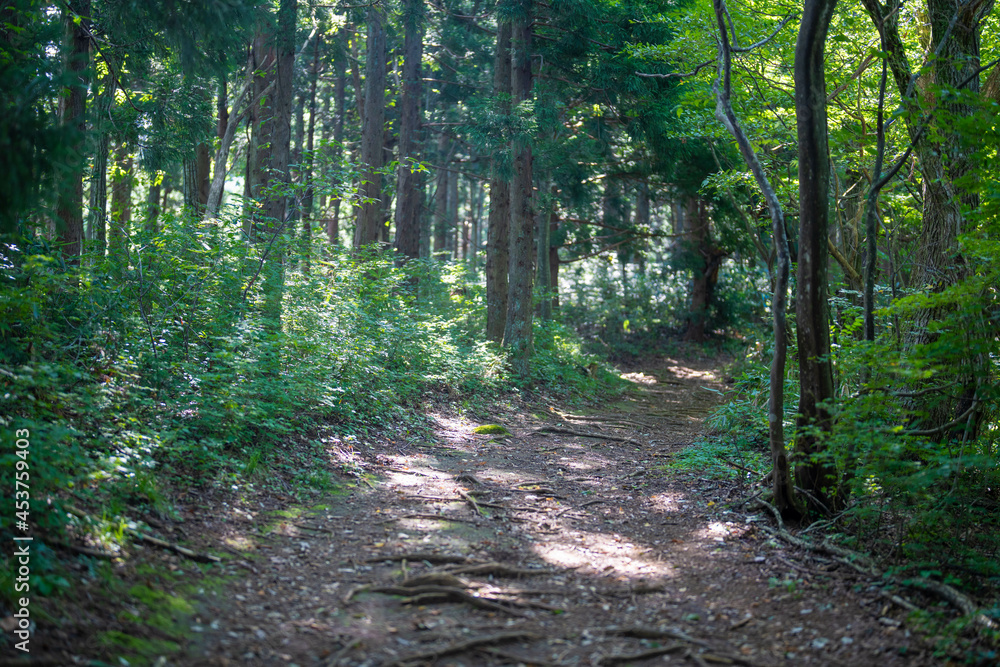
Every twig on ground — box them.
[444,562,556,577]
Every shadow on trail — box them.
[189,354,935,667]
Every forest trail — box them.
[185,353,936,667]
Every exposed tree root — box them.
[363,552,481,565]
[443,562,556,577]
[383,631,541,666]
[753,498,998,637]
[596,643,686,665]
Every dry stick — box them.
[379,512,481,525]
[753,499,997,634]
[65,505,219,563]
[532,426,645,447]
[384,632,541,667]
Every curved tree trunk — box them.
[712,0,798,518]
[56,0,90,263]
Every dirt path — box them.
[187,353,936,666]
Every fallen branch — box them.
[65,505,220,563]
[384,632,540,667]
[457,488,487,516]
[532,426,645,447]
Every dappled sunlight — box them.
[620,371,659,385]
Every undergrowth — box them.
[0,217,623,607]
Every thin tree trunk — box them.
[205,67,253,220]
[448,163,459,256]
[712,0,797,517]
[355,5,387,249]
[503,1,535,377]
[56,0,90,263]
[794,0,839,515]
[486,20,512,341]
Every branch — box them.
[636,59,715,79]
[732,13,798,53]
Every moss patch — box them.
[473,424,510,435]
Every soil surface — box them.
[10,351,943,666]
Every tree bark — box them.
[794,0,839,515]
[486,20,512,342]
[205,66,253,220]
[56,0,90,263]
[394,0,424,260]
[355,5,387,249]
[503,1,535,378]
[681,197,724,342]
[328,34,348,246]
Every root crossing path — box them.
[192,354,935,666]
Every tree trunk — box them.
[861,0,994,433]
[503,2,535,378]
[712,0,798,518]
[355,5,387,249]
[109,142,132,268]
[328,38,347,246]
[486,20,512,342]
[535,185,554,321]
[682,197,723,343]
[205,65,252,220]
[394,0,424,260]
[301,33,320,273]
[56,0,90,263]
[448,163,460,256]
[794,0,839,515]
[433,135,450,255]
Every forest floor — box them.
[14,350,946,666]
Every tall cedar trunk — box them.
[87,73,114,251]
[535,184,553,321]
[682,197,723,342]
[109,142,132,268]
[217,77,228,140]
[261,0,296,328]
[860,0,993,433]
[448,164,459,256]
[503,2,535,377]
[355,6,387,248]
[713,0,798,517]
[146,181,160,232]
[394,0,424,259]
[433,134,450,254]
[486,21,513,342]
[196,142,211,211]
[56,0,90,263]
[328,36,347,245]
[301,33,320,273]
[244,31,277,238]
[794,0,839,515]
